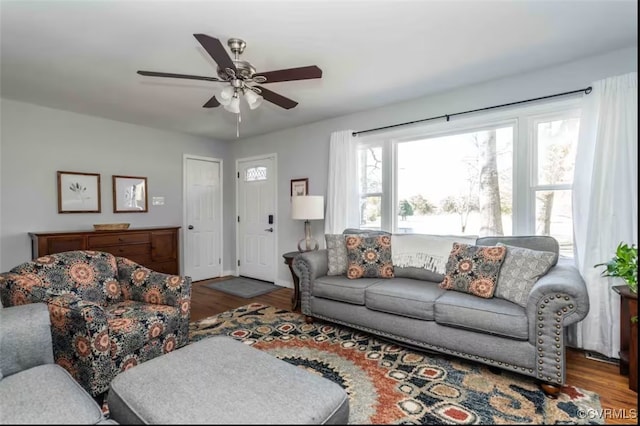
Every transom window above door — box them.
[245,166,267,181]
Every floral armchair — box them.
[0,250,191,396]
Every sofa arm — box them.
[46,293,112,396]
[293,250,329,315]
[0,303,54,378]
[116,257,192,315]
[525,257,589,384]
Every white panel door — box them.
[237,156,276,282]
[185,157,222,281]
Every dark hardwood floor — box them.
[191,277,638,424]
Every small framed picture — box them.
[113,175,148,213]
[57,171,101,213]
[290,178,309,197]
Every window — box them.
[396,125,513,236]
[245,166,267,181]
[356,100,581,255]
[531,113,580,256]
[358,146,383,230]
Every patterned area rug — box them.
[189,303,603,425]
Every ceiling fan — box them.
[137,34,322,113]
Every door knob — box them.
[188,225,194,230]
[264,228,274,232]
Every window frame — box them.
[356,97,582,240]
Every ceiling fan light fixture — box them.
[223,95,240,114]
[244,89,263,110]
[217,85,235,106]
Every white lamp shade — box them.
[291,196,324,220]
[218,86,235,106]
[244,89,263,110]
[223,95,240,114]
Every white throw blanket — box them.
[391,234,477,274]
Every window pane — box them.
[245,166,267,181]
[396,127,513,236]
[358,146,382,194]
[360,195,381,230]
[536,118,579,185]
[535,189,573,257]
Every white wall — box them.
[232,45,638,287]
[0,99,235,272]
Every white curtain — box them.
[571,72,638,358]
[325,130,360,234]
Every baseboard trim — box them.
[584,351,620,365]
[275,279,293,289]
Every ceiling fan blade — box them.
[193,34,236,74]
[255,86,298,109]
[202,95,220,108]
[137,70,221,82]
[255,65,322,83]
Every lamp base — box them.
[297,220,319,252]
[297,237,319,252]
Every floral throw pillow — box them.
[439,243,507,298]
[346,234,394,279]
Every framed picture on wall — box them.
[113,175,148,213]
[290,178,308,197]
[57,171,101,213]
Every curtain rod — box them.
[352,86,592,137]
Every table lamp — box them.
[291,195,324,252]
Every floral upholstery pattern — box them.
[0,251,191,396]
[439,243,506,298]
[345,234,394,279]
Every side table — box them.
[283,251,301,311]
[613,285,637,392]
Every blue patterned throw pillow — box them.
[345,234,394,279]
[439,243,506,298]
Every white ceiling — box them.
[1,0,637,141]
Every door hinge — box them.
[237,172,240,178]
[237,216,240,223]
[219,258,221,264]
[237,260,240,266]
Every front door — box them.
[237,156,276,282]
[184,155,223,281]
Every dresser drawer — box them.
[93,243,151,258]
[147,261,179,275]
[88,233,150,247]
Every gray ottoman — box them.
[107,336,349,424]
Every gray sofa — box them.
[0,303,114,424]
[293,234,590,394]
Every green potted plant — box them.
[595,242,638,323]
[595,242,638,293]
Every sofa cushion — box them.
[476,235,559,266]
[106,300,181,360]
[313,276,382,305]
[440,243,507,298]
[365,278,446,320]
[434,291,528,340]
[0,364,104,424]
[325,234,348,276]
[494,243,557,307]
[346,234,394,279]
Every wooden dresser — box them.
[29,227,180,275]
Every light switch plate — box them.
[152,197,165,206]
